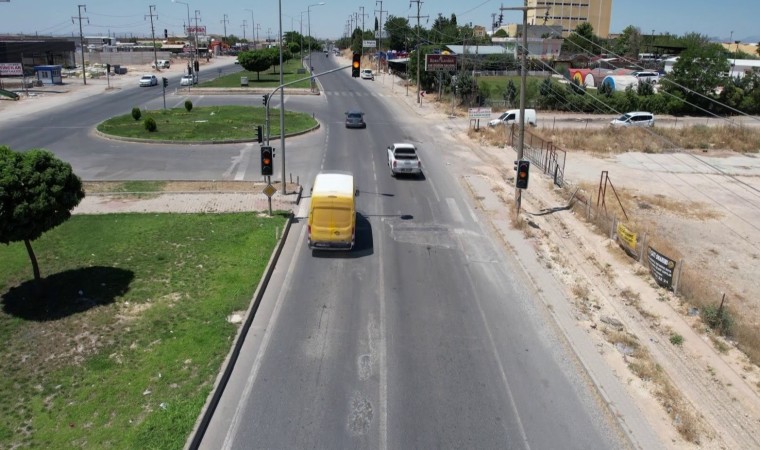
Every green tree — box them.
[612,25,642,58]
[661,41,730,113]
[561,22,599,56]
[238,49,274,80]
[0,147,85,283]
[384,15,411,51]
[503,79,517,107]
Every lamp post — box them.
[244,8,255,49]
[300,11,306,57]
[307,2,326,70]
[733,40,741,78]
[172,0,194,78]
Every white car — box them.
[180,75,197,86]
[139,75,158,87]
[610,111,655,127]
[360,69,374,80]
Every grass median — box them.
[202,58,313,89]
[0,212,288,449]
[97,105,317,141]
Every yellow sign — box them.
[616,223,637,250]
[263,184,276,198]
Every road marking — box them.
[221,224,308,450]
[446,197,463,223]
[234,145,251,181]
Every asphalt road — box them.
[200,54,627,449]
[0,54,632,448]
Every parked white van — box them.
[152,59,170,69]
[488,109,537,127]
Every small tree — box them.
[238,49,275,81]
[144,117,157,132]
[131,107,142,121]
[503,79,517,107]
[184,100,193,112]
[0,146,85,283]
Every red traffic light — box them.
[261,146,274,176]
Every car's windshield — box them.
[617,114,632,121]
[347,113,362,119]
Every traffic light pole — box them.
[502,3,548,218]
[263,64,352,193]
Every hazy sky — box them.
[0,0,756,43]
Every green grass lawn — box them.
[97,105,317,141]
[201,57,313,89]
[0,212,288,449]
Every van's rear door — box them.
[310,198,353,246]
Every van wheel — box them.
[390,167,396,178]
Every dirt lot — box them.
[458,118,760,448]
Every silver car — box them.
[610,111,655,127]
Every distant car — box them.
[631,71,660,84]
[234,59,240,64]
[151,59,170,69]
[610,111,655,128]
[360,69,374,80]
[139,75,158,87]
[345,110,366,128]
[180,75,195,86]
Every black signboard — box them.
[648,246,676,289]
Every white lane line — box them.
[446,197,463,223]
[221,225,308,450]
[234,144,252,181]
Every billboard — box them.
[0,63,23,76]
[186,25,207,34]
[425,54,457,71]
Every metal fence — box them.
[509,125,566,187]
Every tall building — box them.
[526,0,612,38]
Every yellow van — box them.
[307,172,358,251]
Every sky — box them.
[0,0,757,44]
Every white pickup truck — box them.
[387,143,422,177]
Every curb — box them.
[185,212,295,450]
[92,122,321,145]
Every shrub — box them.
[144,117,157,132]
[669,333,684,346]
[702,303,734,336]
[185,100,193,112]
[131,107,141,121]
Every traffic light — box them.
[351,53,360,78]
[194,59,199,72]
[256,125,263,143]
[164,29,168,39]
[106,63,110,73]
[162,77,168,88]
[262,94,269,106]
[260,146,273,176]
[515,160,530,189]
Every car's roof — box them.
[392,143,416,149]
[141,74,154,78]
[624,111,654,115]
[346,109,363,115]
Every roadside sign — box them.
[425,54,457,71]
[263,184,277,198]
[468,107,492,119]
[362,40,376,48]
[0,63,22,76]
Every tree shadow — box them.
[2,266,134,321]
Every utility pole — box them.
[241,20,247,41]
[220,14,229,45]
[194,10,201,61]
[501,1,548,217]
[72,4,88,85]
[146,5,159,73]
[245,9,255,48]
[408,0,428,105]
[376,0,386,76]
[255,24,261,49]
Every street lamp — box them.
[307,2,326,70]
[172,0,194,76]
[244,8,255,49]
[300,11,307,58]
[733,40,741,77]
